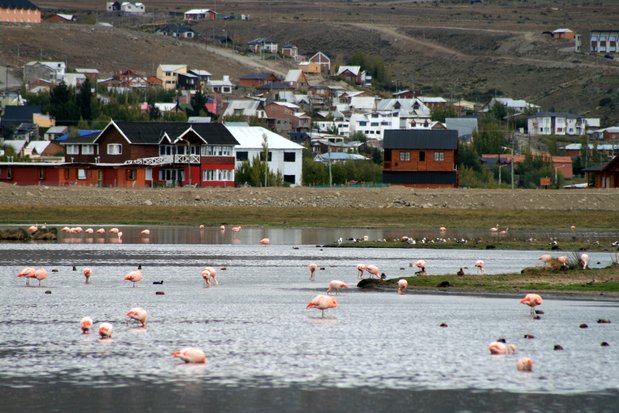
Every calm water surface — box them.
[1,227,618,413]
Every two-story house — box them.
[156,64,188,91]
[527,112,590,136]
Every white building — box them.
[483,97,540,114]
[222,100,266,119]
[207,75,234,94]
[527,112,598,136]
[226,125,304,186]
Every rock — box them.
[144,199,153,206]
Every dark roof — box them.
[2,105,41,124]
[158,24,194,33]
[0,0,39,9]
[383,130,458,150]
[55,130,101,142]
[248,38,276,45]
[582,156,618,173]
[58,132,100,144]
[97,121,238,145]
[239,72,278,80]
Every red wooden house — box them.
[383,129,459,188]
[584,156,619,188]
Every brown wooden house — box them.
[383,129,459,188]
[584,156,619,188]
[238,72,280,88]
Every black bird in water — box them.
[153,280,164,285]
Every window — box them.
[145,168,152,181]
[78,169,87,180]
[202,169,233,181]
[127,169,137,181]
[236,151,249,161]
[107,144,122,155]
[66,145,79,155]
[399,152,410,161]
[284,174,296,184]
[419,151,426,162]
[82,145,95,155]
[434,152,445,161]
[284,152,296,162]
[39,167,45,180]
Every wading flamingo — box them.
[306,294,337,318]
[124,270,143,287]
[259,238,270,245]
[490,224,499,233]
[219,225,225,231]
[27,224,38,234]
[365,264,380,279]
[199,224,205,230]
[557,256,568,269]
[172,347,206,364]
[439,226,447,233]
[98,322,113,339]
[231,226,241,232]
[327,280,348,295]
[81,317,93,334]
[397,279,408,295]
[201,269,213,287]
[517,357,533,372]
[126,307,148,327]
[475,260,485,274]
[17,267,36,286]
[570,225,576,233]
[96,228,106,234]
[109,228,119,234]
[34,268,48,286]
[309,263,317,281]
[520,293,543,317]
[538,254,553,266]
[356,264,366,279]
[203,267,219,285]
[83,267,93,283]
[141,229,150,236]
[580,253,589,270]
[415,260,427,274]
[488,341,517,355]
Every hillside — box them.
[1,1,618,124]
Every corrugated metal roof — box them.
[383,130,458,150]
[226,126,303,150]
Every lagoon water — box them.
[1,226,618,413]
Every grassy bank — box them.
[1,205,618,229]
[362,264,619,297]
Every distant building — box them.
[45,13,75,23]
[184,8,217,21]
[247,38,278,54]
[590,30,619,53]
[552,28,574,40]
[527,112,594,136]
[156,64,187,91]
[106,1,145,14]
[0,0,41,24]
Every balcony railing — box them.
[124,154,201,166]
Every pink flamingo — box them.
[306,294,337,318]
[98,322,113,339]
[231,226,241,232]
[83,267,93,283]
[27,224,38,234]
[362,235,369,241]
[61,226,71,233]
[34,268,48,286]
[439,226,447,233]
[580,253,589,269]
[259,238,270,245]
[557,255,568,268]
[475,260,485,274]
[517,357,533,372]
[109,228,119,234]
[489,224,499,233]
[520,293,543,317]
[141,229,150,236]
[81,317,93,334]
[356,264,366,279]
[172,347,206,364]
[203,267,219,285]
[570,225,576,233]
[201,269,213,287]
[17,267,36,286]
[126,307,148,327]
[96,228,106,234]
[415,260,426,274]
[365,264,380,279]
[327,280,348,295]
[397,279,408,295]
[309,263,317,281]
[538,254,552,265]
[85,228,94,234]
[488,341,517,355]
[219,225,225,231]
[199,224,205,230]
[124,270,143,287]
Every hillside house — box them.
[43,126,68,141]
[264,102,311,132]
[418,97,447,109]
[584,156,619,188]
[281,44,299,60]
[248,38,278,54]
[208,75,233,94]
[382,129,458,188]
[238,72,280,88]
[588,127,619,141]
[482,97,540,114]
[156,64,187,91]
[75,68,99,83]
[308,52,331,74]
[222,99,266,119]
[106,2,144,14]
[552,28,574,40]
[227,125,304,186]
[527,112,591,136]
[336,66,367,85]
[184,8,217,21]
[0,0,41,23]
[590,30,619,53]
[45,13,75,23]
[23,61,66,85]
[157,24,195,38]
[283,70,308,89]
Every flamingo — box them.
[499,228,509,236]
[231,226,241,232]
[397,279,408,295]
[517,357,533,372]
[124,270,143,287]
[27,224,38,234]
[98,322,113,339]
[488,341,517,355]
[83,267,93,283]
[490,224,499,233]
[17,267,36,286]
[538,254,552,265]
[117,231,123,242]
[309,263,317,281]
[580,253,589,269]
[327,280,348,295]
[201,269,212,287]
[109,228,119,234]
[126,307,148,327]
[172,347,206,364]
[439,226,447,233]
[219,225,225,231]
[61,226,71,233]
[85,228,94,234]
[81,317,93,334]
[362,235,369,241]
[520,293,543,317]
[475,260,485,274]
[199,224,205,230]
[557,256,568,269]
[34,268,48,286]
[306,294,337,318]
[96,228,106,234]
[570,225,576,233]
[356,264,366,279]
[259,238,270,245]
[203,266,219,285]
[141,229,150,236]
[415,260,426,274]
[365,264,381,279]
